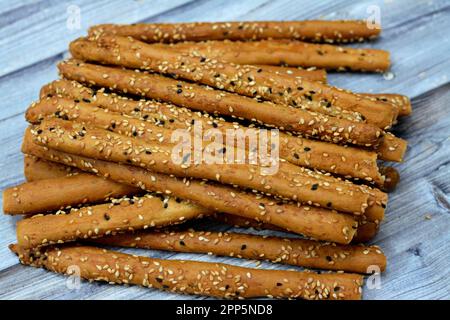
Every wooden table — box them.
[0,0,449,300]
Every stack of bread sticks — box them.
[3,20,410,300]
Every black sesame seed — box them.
[103,213,110,221]
[311,184,319,190]
[241,244,247,250]
[177,89,182,94]
[304,147,311,152]
[326,202,332,207]
[293,153,299,159]
[82,98,91,103]
[326,256,332,262]
[179,240,186,246]
[276,283,282,286]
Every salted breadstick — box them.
[69,35,396,129]
[159,40,390,72]
[16,194,209,249]
[88,20,380,43]
[93,229,386,274]
[24,154,79,181]
[28,94,385,186]
[3,174,139,215]
[11,244,363,300]
[59,60,382,147]
[31,118,374,215]
[23,131,358,244]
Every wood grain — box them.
[0,0,449,300]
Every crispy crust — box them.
[159,40,390,72]
[22,130,358,244]
[10,244,363,300]
[58,60,382,147]
[70,36,396,129]
[93,229,386,274]
[88,20,380,43]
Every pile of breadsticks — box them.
[3,20,410,300]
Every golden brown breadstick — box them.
[59,60,382,147]
[11,244,363,300]
[159,40,390,72]
[28,94,385,186]
[3,174,139,215]
[362,93,412,117]
[375,132,408,162]
[24,154,79,181]
[22,131,359,244]
[380,166,400,192]
[93,229,386,274]
[89,20,380,43]
[70,35,397,129]
[31,118,374,215]
[16,194,209,249]
[213,213,379,243]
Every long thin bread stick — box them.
[11,244,364,300]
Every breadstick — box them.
[69,35,396,129]
[24,154,79,181]
[11,244,363,300]
[158,40,390,72]
[88,20,380,43]
[362,93,412,117]
[380,166,400,192]
[375,132,408,162]
[93,229,386,274]
[22,131,359,244]
[28,94,385,186]
[3,174,139,215]
[31,118,374,215]
[213,213,379,243]
[16,194,209,249]
[59,60,382,147]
